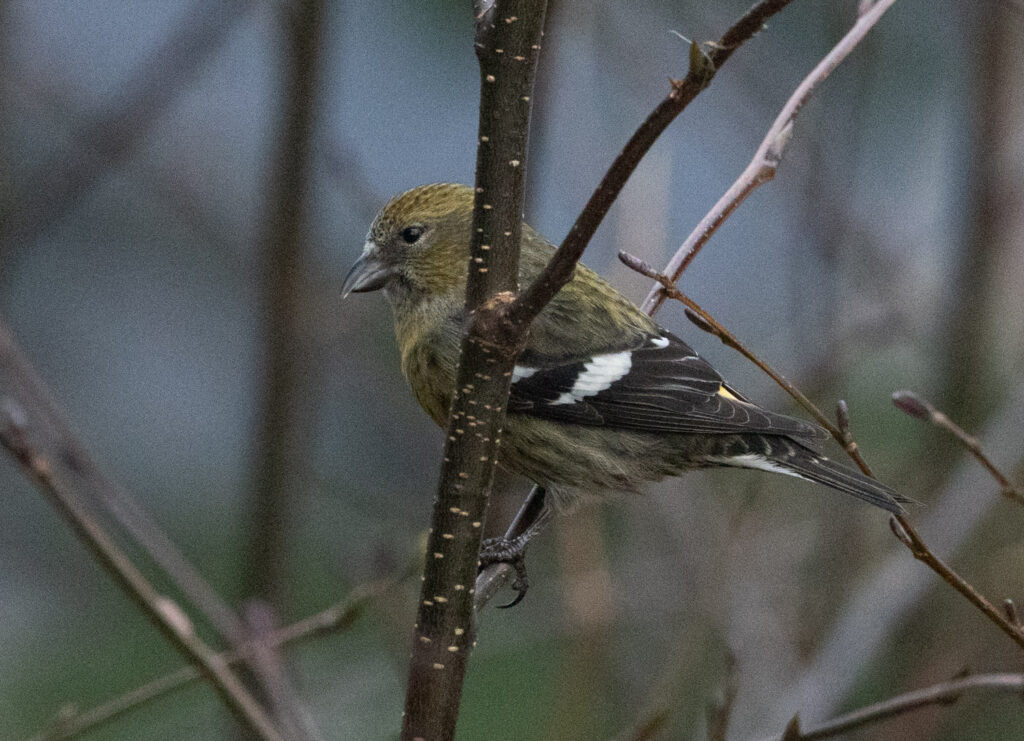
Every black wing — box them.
[508,330,827,446]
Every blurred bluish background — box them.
[1,1,1022,739]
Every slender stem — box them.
[0,320,246,644]
[0,403,284,741]
[27,579,394,741]
[508,0,797,329]
[758,673,1024,741]
[642,0,898,315]
[620,255,1024,651]
[893,390,1024,504]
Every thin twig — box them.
[27,578,395,741]
[0,402,284,741]
[508,0,797,330]
[893,390,1024,505]
[642,0,897,315]
[472,0,800,614]
[888,514,1024,650]
[621,253,840,437]
[758,672,1024,741]
[622,255,1024,651]
[0,320,247,645]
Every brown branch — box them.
[241,2,327,734]
[0,402,284,741]
[28,578,394,741]
[616,0,1024,658]
[759,672,1024,741]
[621,253,842,437]
[622,255,1024,652]
[506,0,797,330]
[0,320,245,644]
[642,0,898,315]
[471,0,801,614]
[893,390,1024,505]
[400,3,547,739]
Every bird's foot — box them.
[479,536,530,608]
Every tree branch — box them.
[759,672,1024,741]
[507,0,797,330]
[471,0,801,614]
[621,256,1024,652]
[642,0,897,315]
[399,3,547,739]
[27,578,394,741]
[893,389,1024,505]
[0,400,283,741]
[0,320,246,644]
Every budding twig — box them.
[893,390,1024,505]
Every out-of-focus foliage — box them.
[0,1,1022,739]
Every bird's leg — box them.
[479,486,552,607]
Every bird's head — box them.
[343,183,475,305]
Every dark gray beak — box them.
[342,248,390,297]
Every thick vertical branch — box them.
[400,2,546,739]
[246,0,325,637]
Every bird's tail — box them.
[701,434,911,513]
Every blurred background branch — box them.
[1,0,1022,739]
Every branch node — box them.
[889,515,915,550]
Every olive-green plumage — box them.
[344,183,907,514]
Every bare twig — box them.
[642,0,897,315]
[621,253,840,437]
[27,578,394,741]
[619,256,1024,652]
[240,602,325,741]
[779,384,1024,723]
[508,0,797,330]
[472,0,801,615]
[893,390,1024,504]
[619,0,1024,658]
[758,672,1024,741]
[888,514,1024,650]
[0,402,284,741]
[0,321,245,643]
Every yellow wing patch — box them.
[717,385,741,402]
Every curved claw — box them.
[497,562,529,608]
[480,536,530,608]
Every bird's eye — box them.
[401,226,424,244]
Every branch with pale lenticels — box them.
[406,1,807,736]
[474,0,802,612]
[399,2,547,739]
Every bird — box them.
[344,183,908,589]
